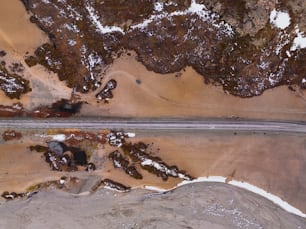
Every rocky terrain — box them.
[0,56,31,99]
[1,1,306,227]
[0,183,305,229]
[18,0,306,97]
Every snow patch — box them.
[62,23,80,33]
[126,132,136,138]
[154,2,164,12]
[35,133,66,142]
[144,186,168,192]
[51,134,66,141]
[68,39,77,46]
[0,75,24,93]
[40,16,54,27]
[229,180,306,219]
[270,9,291,30]
[291,28,306,51]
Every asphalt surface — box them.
[0,118,306,133]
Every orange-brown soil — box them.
[80,53,306,121]
[19,0,306,97]
[0,129,305,214]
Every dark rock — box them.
[86,163,96,172]
[109,150,143,179]
[96,79,117,102]
[60,154,72,167]
[47,141,67,156]
[68,147,88,166]
[1,191,25,200]
[52,99,82,114]
[0,50,6,57]
[109,150,129,168]
[105,79,117,90]
[125,166,143,180]
[102,179,131,192]
[122,142,193,181]
[24,56,38,67]
[0,65,31,99]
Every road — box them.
[0,118,306,133]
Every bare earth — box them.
[0,1,306,120]
[81,53,306,120]
[0,183,305,229]
[0,129,306,216]
[0,0,71,109]
[0,1,306,228]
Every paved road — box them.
[0,118,306,133]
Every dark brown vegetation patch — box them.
[30,140,90,172]
[102,178,131,192]
[0,103,24,117]
[2,130,22,141]
[31,99,82,118]
[109,150,143,179]
[21,0,306,97]
[119,142,193,181]
[0,65,31,99]
[0,50,6,57]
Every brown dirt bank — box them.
[0,129,305,214]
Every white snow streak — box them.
[144,176,306,218]
[85,4,124,34]
[131,0,233,37]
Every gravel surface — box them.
[0,182,305,229]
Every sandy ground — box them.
[0,0,46,54]
[0,129,305,215]
[0,183,305,229]
[0,1,306,121]
[125,130,306,213]
[81,52,306,120]
[0,0,72,109]
[0,51,73,109]
[0,1,305,227]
